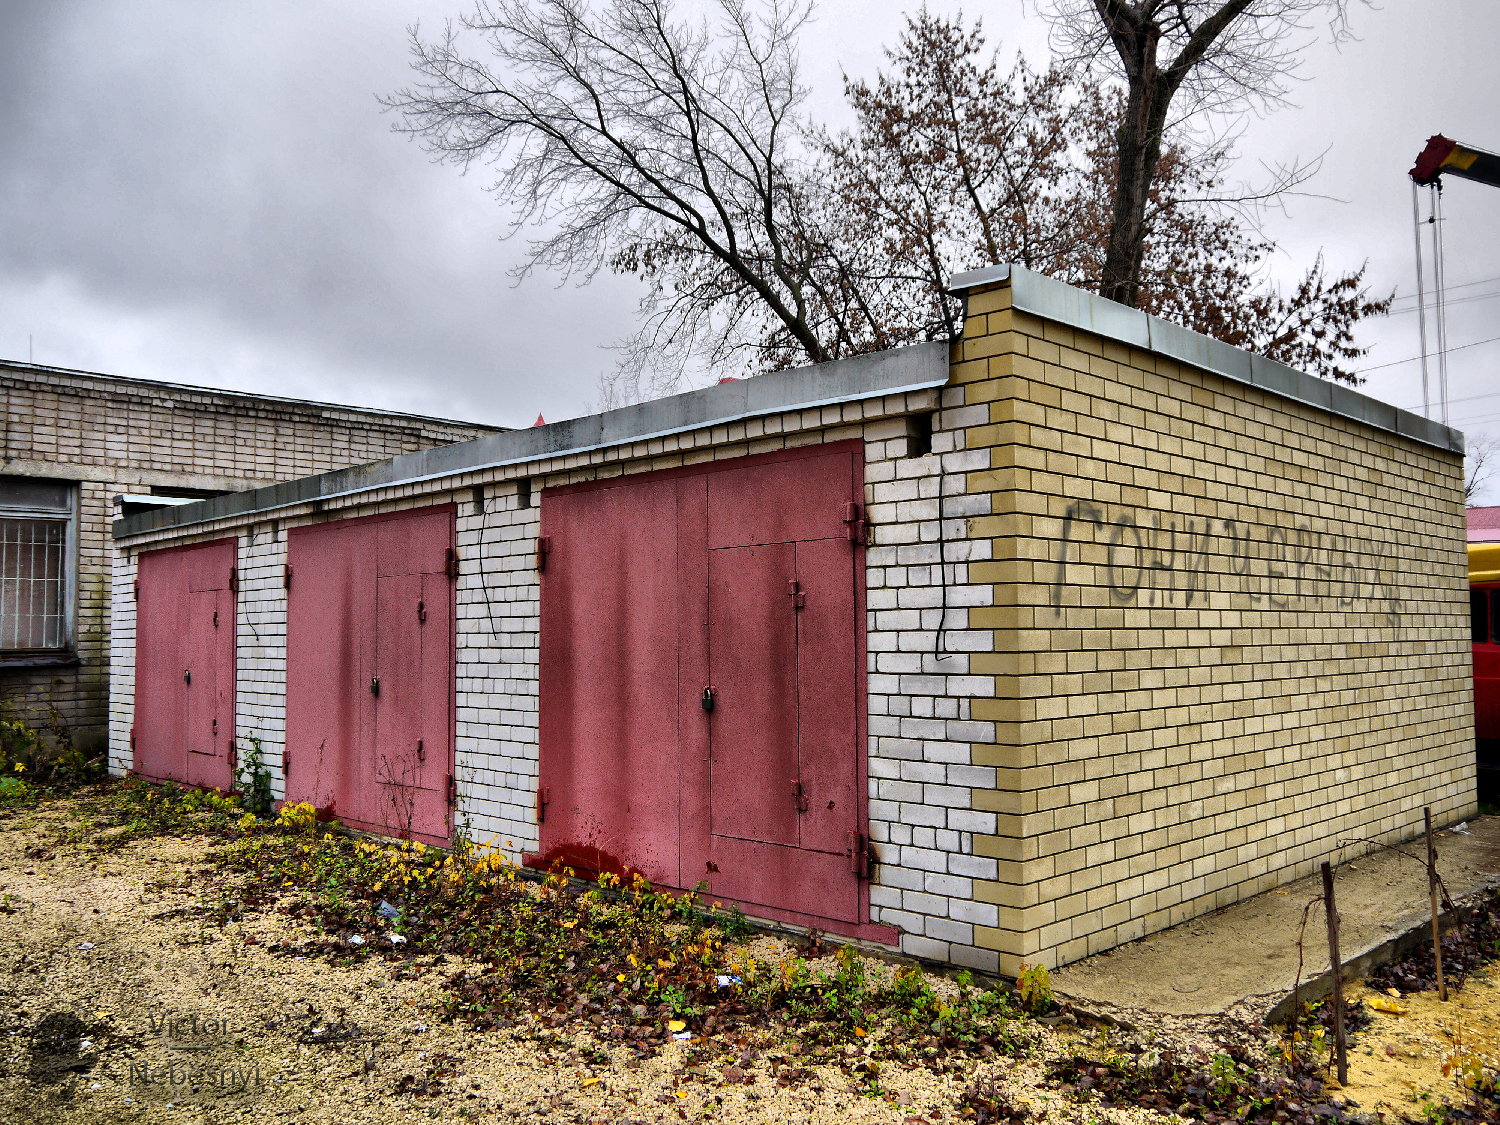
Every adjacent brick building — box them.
[106,267,1474,973]
[0,360,498,755]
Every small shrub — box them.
[1016,961,1053,1014]
[276,801,318,834]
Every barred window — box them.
[0,479,74,652]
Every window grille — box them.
[0,478,74,652]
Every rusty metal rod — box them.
[1426,807,1448,1001]
[1322,861,1347,1086]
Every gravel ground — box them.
[0,794,1464,1124]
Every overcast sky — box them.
[2,1,1496,497]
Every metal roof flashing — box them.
[945,265,1464,457]
[113,340,951,540]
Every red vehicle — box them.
[1472,542,1500,797]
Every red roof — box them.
[1469,506,1500,542]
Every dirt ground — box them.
[0,794,1491,1124]
[1336,973,1500,1121]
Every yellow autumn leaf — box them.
[1367,997,1408,1015]
[853,1027,867,1038]
[667,1019,686,1032]
[617,974,628,983]
[580,1076,601,1087]
[675,1091,690,1099]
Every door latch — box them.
[212,717,217,735]
[213,609,219,627]
[701,686,715,713]
[183,668,191,685]
[791,779,808,812]
[416,739,425,761]
[417,600,426,623]
[786,580,805,609]
[370,677,380,696]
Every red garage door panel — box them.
[286,521,375,826]
[706,452,854,549]
[286,507,456,843]
[707,543,799,847]
[792,538,860,855]
[134,539,236,791]
[540,443,871,935]
[539,477,682,886]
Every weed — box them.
[1016,961,1053,1015]
[234,733,274,819]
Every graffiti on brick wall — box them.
[1050,501,1404,625]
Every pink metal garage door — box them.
[285,507,455,843]
[134,539,237,792]
[702,457,863,924]
[538,475,685,885]
[538,443,869,933]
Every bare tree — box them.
[1469,435,1500,506]
[1039,0,1357,307]
[387,0,830,381]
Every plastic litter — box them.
[377,901,400,920]
[387,934,407,945]
[673,1032,692,1040]
[1452,821,1470,835]
[348,935,366,946]
[78,943,95,951]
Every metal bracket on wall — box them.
[229,567,239,595]
[446,547,460,579]
[535,536,551,572]
[787,580,805,609]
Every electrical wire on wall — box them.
[474,486,504,639]
[934,459,953,662]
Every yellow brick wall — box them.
[953,279,1475,973]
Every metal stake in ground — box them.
[1322,861,1348,1086]
[1425,806,1448,1001]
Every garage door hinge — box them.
[446,547,460,579]
[535,536,551,572]
[447,774,457,807]
[536,785,551,823]
[130,726,136,752]
[282,751,291,775]
[790,779,808,811]
[846,831,869,878]
[842,502,867,545]
[786,580,805,609]
[133,580,139,601]
[283,564,292,589]
[229,566,239,595]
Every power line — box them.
[1352,333,1500,375]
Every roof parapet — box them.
[946,264,1463,456]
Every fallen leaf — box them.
[853,1027,867,1037]
[667,1020,686,1032]
[1368,997,1408,1015]
[1386,988,1401,997]
[580,1077,601,1088]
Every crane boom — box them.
[1411,134,1500,189]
